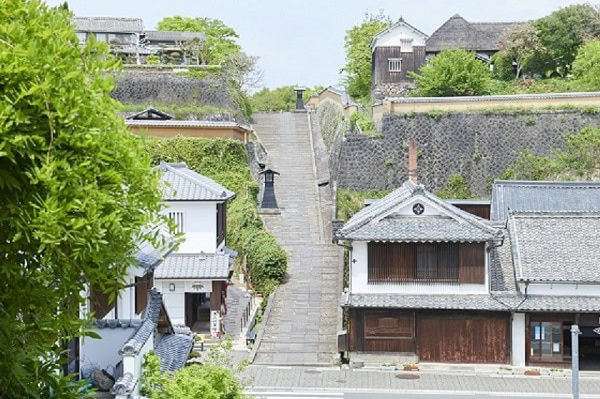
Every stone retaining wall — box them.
[334,110,600,196]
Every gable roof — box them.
[370,17,429,49]
[490,180,600,222]
[154,253,231,279]
[426,14,525,53]
[126,107,173,120]
[159,162,235,201]
[145,30,206,43]
[508,211,600,284]
[337,179,502,243]
[73,17,143,33]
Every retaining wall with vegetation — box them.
[331,110,600,196]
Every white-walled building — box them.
[155,162,236,336]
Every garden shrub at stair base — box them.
[145,137,287,294]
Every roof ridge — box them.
[160,162,231,199]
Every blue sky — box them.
[44,0,585,89]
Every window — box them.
[367,242,484,284]
[216,203,226,247]
[388,58,402,72]
[529,321,564,362]
[168,211,184,233]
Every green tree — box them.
[498,22,545,79]
[250,85,323,112]
[572,40,600,90]
[436,174,473,199]
[0,1,166,397]
[341,12,391,100]
[157,16,241,65]
[410,49,492,97]
[534,4,600,76]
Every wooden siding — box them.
[372,46,427,86]
[455,204,490,220]
[458,243,485,284]
[369,242,472,284]
[413,45,426,72]
[416,312,509,363]
[350,309,416,352]
[89,285,115,319]
[135,273,154,315]
[216,203,226,247]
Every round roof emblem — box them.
[412,203,424,215]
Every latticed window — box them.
[388,58,402,72]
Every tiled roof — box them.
[517,295,600,312]
[426,14,525,52]
[491,180,600,222]
[509,212,600,283]
[145,30,206,42]
[73,17,143,33]
[134,226,176,272]
[126,119,251,130]
[158,162,236,201]
[371,17,429,48]
[93,319,142,329]
[155,329,194,372]
[120,289,164,356]
[342,292,509,311]
[154,253,231,279]
[112,373,137,396]
[126,107,173,120]
[489,233,517,293]
[337,179,501,243]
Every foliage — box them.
[350,110,374,133]
[146,54,161,65]
[317,101,346,150]
[572,41,600,91]
[144,137,287,294]
[490,51,516,82]
[501,127,600,180]
[436,174,473,199]
[498,22,545,79]
[141,349,245,399]
[120,102,231,120]
[341,11,392,100]
[157,16,241,65]
[250,85,323,112]
[0,1,166,397]
[534,4,600,77]
[410,49,492,97]
[336,188,392,221]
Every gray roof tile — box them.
[338,179,501,242]
[155,330,194,372]
[343,292,509,311]
[517,295,600,312]
[159,162,235,201]
[489,232,517,293]
[127,119,251,129]
[111,372,137,396]
[491,180,600,222]
[120,289,163,355]
[73,17,143,33]
[134,226,176,272]
[509,212,600,283]
[154,253,231,279]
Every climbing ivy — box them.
[145,137,287,293]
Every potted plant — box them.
[402,362,419,371]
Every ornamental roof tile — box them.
[155,329,194,372]
[158,162,235,201]
[337,179,501,243]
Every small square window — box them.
[388,58,402,72]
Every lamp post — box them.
[294,87,306,111]
[571,324,581,399]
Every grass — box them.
[336,188,392,221]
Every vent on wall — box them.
[168,211,184,233]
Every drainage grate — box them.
[396,374,420,380]
[303,370,322,375]
[335,380,346,384]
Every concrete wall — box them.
[333,110,600,196]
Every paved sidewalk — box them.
[240,364,600,397]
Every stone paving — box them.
[240,365,600,396]
[251,112,343,366]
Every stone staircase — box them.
[250,112,343,366]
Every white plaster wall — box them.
[520,282,600,296]
[162,201,218,253]
[374,25,427,49]
[350,241,488,294]
[512,313,526,367]
[158,280,186,325]
[115,278,137,320]
[80,328,132,378]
